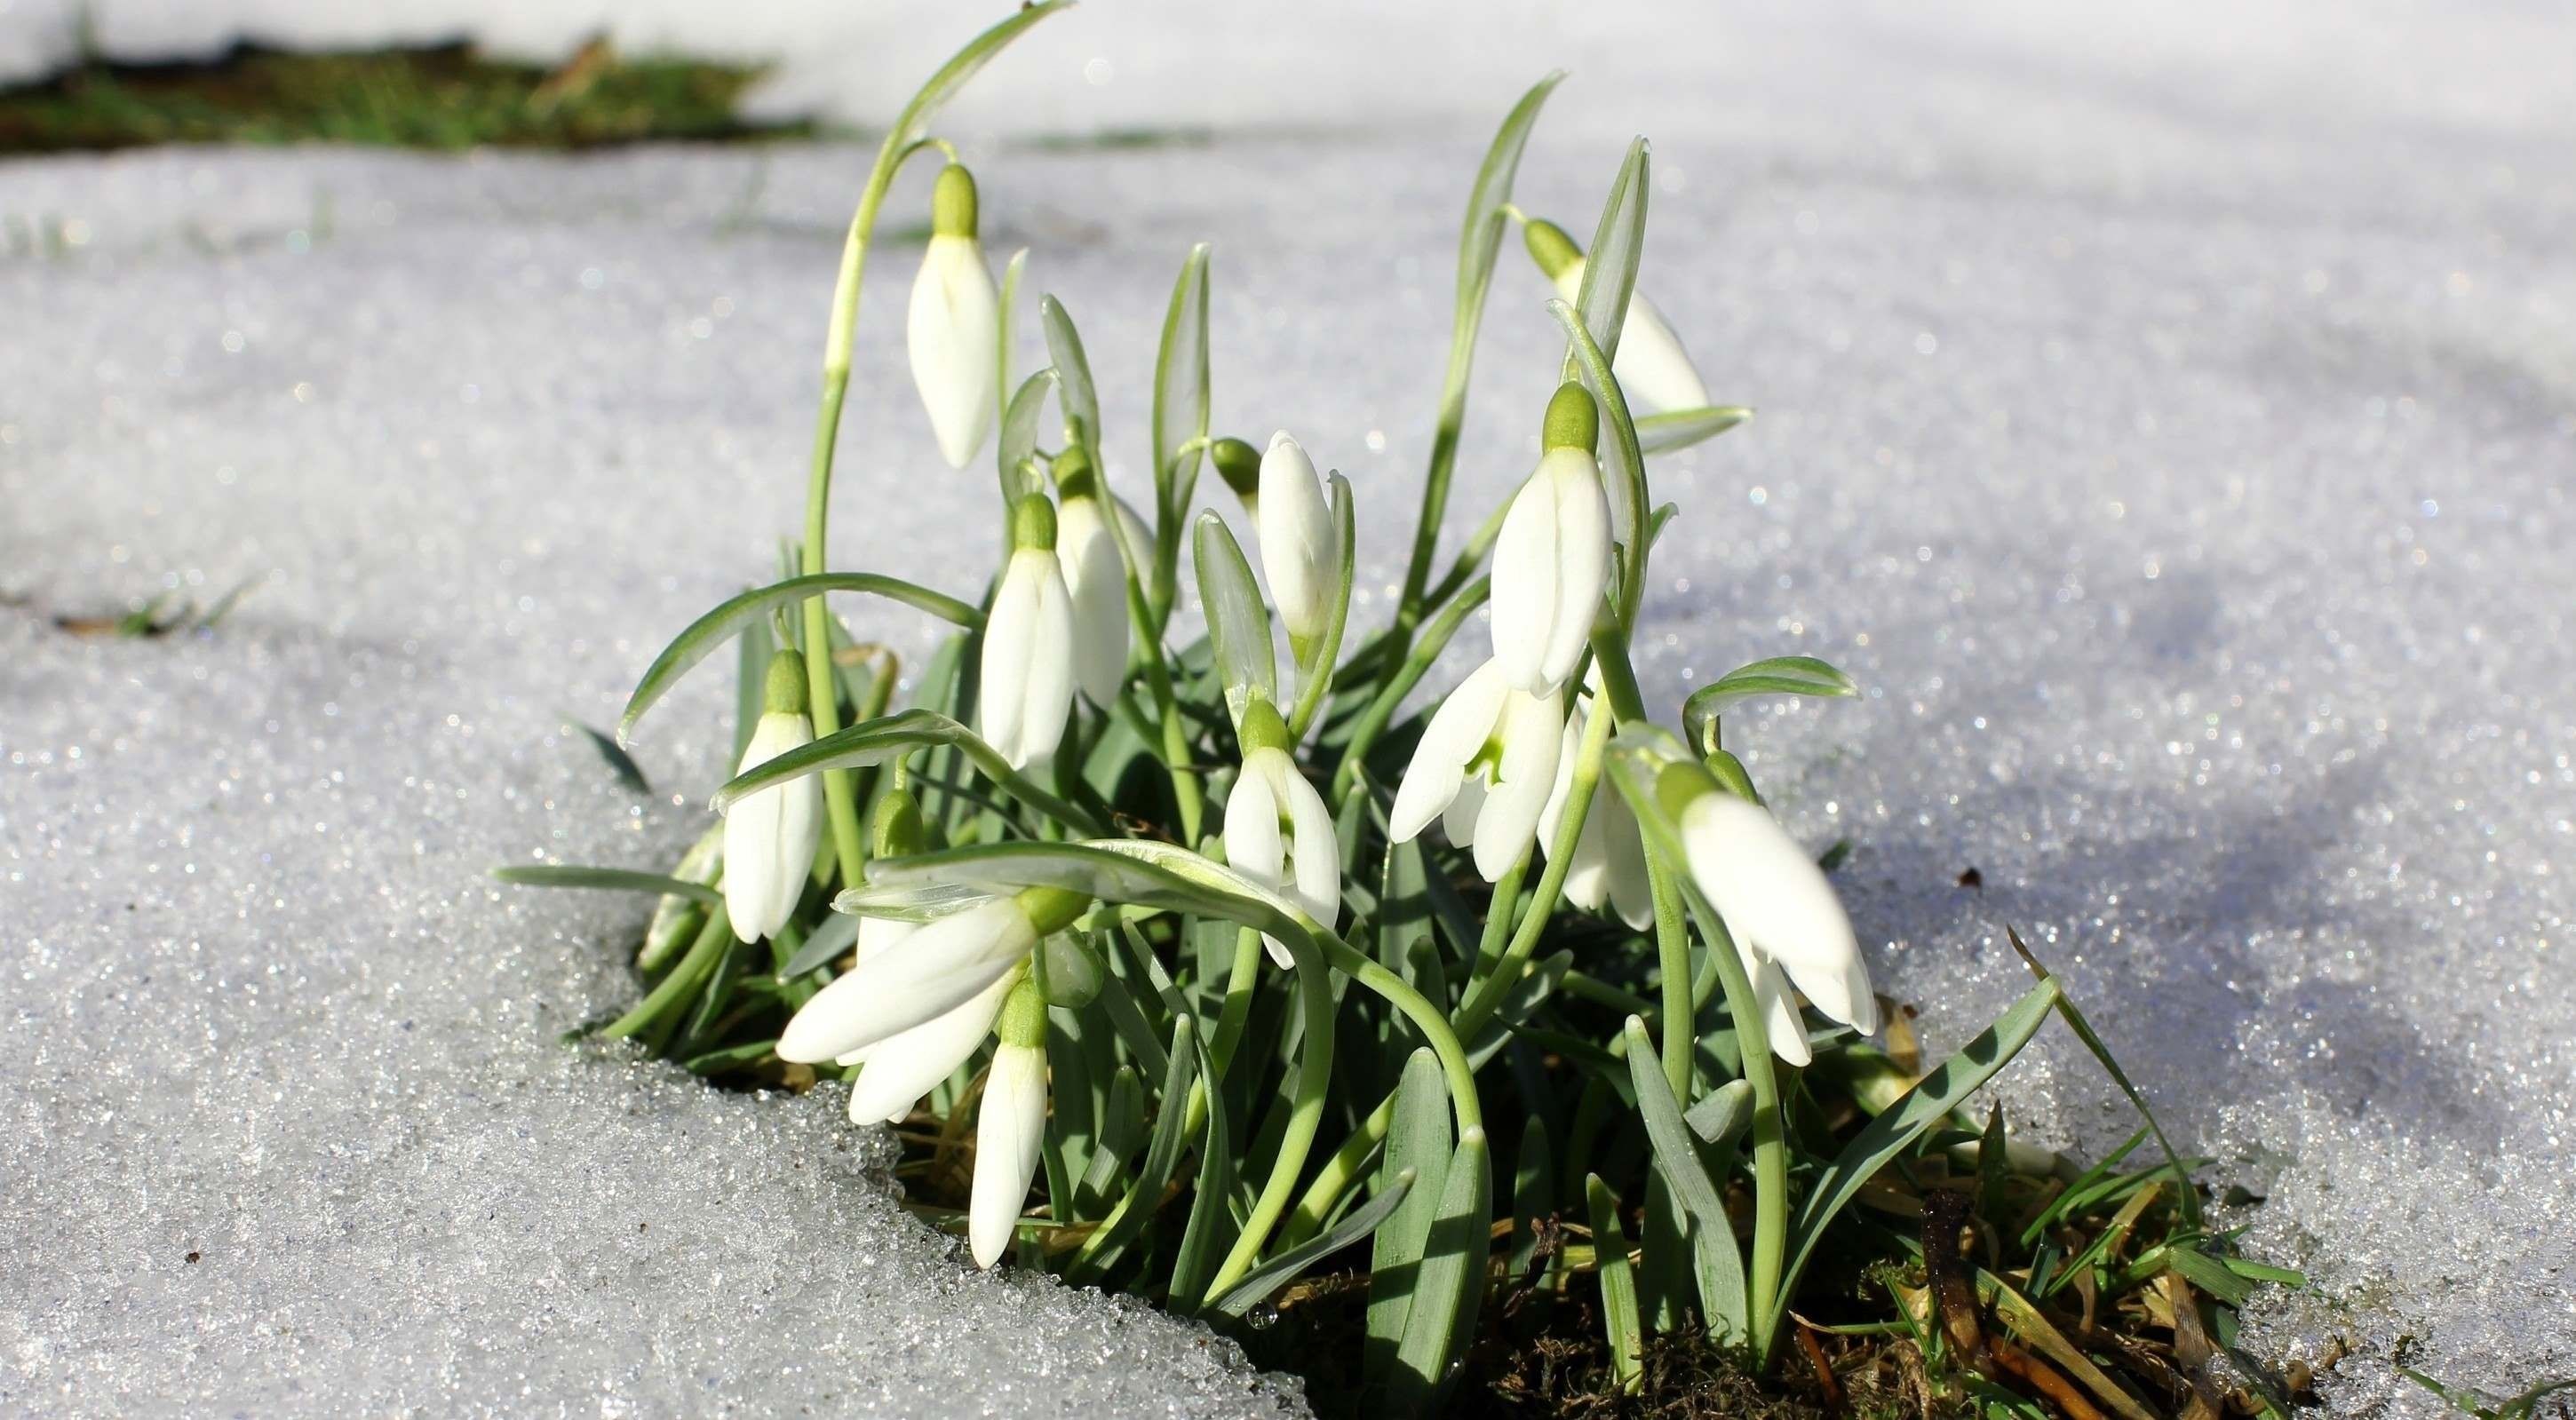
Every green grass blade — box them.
[1510,1114,1554,1281]
[1680,655,1858,753]
[1064,1014,1200,1284]
[619,574,978,744]
[1169,1028,1238,1315]
[777,910,859,978]
[491,864,720,905]
[1150,242,1212,611]
[2010,929,2204,1228]
[1586,1173,1645,1394]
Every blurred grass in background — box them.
[0,39,812,153]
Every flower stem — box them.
[1328,575,1490,802]
[1202,927,1337,1304]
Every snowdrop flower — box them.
[1536,691,1653,930]
[972,977,1052,1267]
[1491,383,1613,696]
[1254,432,1339,662]
[1388,657,1566,882]
[776,885,1089,1066]
[1523,217,1710,413]
[1673,781,1878,1067]
[1050,448,1133,708]
[721,651,823,942]
[907,163,1001,469]
[1222,698,1339,967]
[979,495,1077,769]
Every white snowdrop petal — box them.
[1256,432,1338,643]
[1388,660,1511,842]
[1058,498,1131,707]
[1280,762,1341,927]
[907,235,1000,469]
[844,970,1013,1125]
[776,900,1035,1063]
[1541,451,1612,691]
[1017,554,1077,767]
[722,712,819,943]
[1221,760,1284,884]
[971,1042,1049,1267]
[1681,792,1873,1033]
[978,554,1043,765]
[1471,688,1563,882]
[1443,774,1489,857]
[1490,472,1562,693]
[1613,291,1711,414]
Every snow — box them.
[5,2,2574,1414]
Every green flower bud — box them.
[762,649,807,716]
[1523,217,1583,280]
[930,163,980,241]
[1543,381,1600,454]
[1038,932,1105,1009]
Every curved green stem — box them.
[1328,575,1490,801]
[1279,931,1485,1248]
[1207,927,1265,1076]
[1202,928,1337,1303]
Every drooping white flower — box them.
[1525,217,1710,414]
[839,924,1016,1124]
[1536,693,1653,931]
[970,977,1051,1268]
[906,163,1001,469]
[978,496,1077,769]
[1388,657,1566,882]
[1222,699,1340,967]
[1254,432,1339,661]
[1490,383,1613,696]
[1677,789,1878,1065]
[1050,448,1133,708]
[775,885,1089,1066]
[721,651,823,942]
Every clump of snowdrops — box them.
[502,6,2305,1411]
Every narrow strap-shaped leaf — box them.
[1779,977,2062,1315]
[1150,243,1212,612]
[731,607,775,763]
[777,909,861,978]
[1509,1114,1554,1281]
[1366,1050,1454,1384]
[1637,405,1751,455]
[491,864,720,905]
[1077,1065,1148,1216]
[1167,1027,1237,1314]
[1681,655,1859,753]
[1063,1013,1199,1285]
[2011,929,2204,1229]
[1586,1173,1644,1394]
[878,2,1070,155]
[712,709,1098,835]
[1388,1128,1491,1412]
[620,574,978,743]
[1685,1078,1753,1150]
[1040,294,1101,457]
[1624,1017,1749,1345]
[1572,138,1650,367]
[1211,1168,1417,1320]
[1191,512,1277,733]
[998,366,1058,507]
[870,838,1310,946]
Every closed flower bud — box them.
[907,163,1001,468]
[1254,432,1340,660]
[1491,384,1613,696]
[1221,698,1339,967]
[1050,448,1133,708]
[970,977,1051,1267]
[721,652,823,942]
[1524,217,1710,413]
[1210,436,1263,515]
[978,496,1076,769]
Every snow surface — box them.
[5,2,2574,1414]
